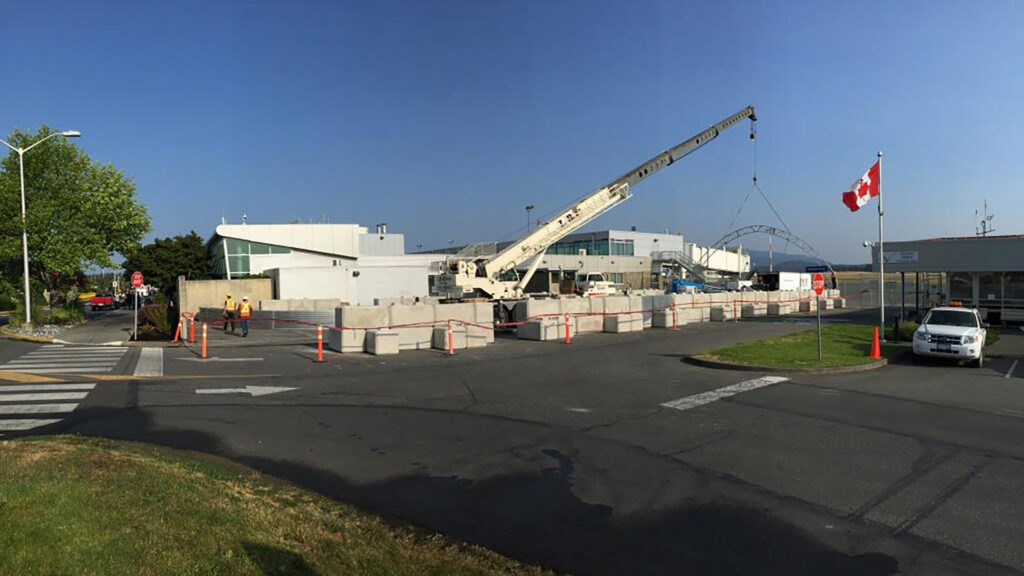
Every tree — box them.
[0,126,151,306]
[121,231,211,297]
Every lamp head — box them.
[61,131,81,138]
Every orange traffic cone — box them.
[869,326,882,359]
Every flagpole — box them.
[877,151,885,341]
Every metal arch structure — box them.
[696,225,836,280]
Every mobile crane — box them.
[435,106,756,300]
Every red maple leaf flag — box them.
[841,161,880,212]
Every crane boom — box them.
[436,106,756,300]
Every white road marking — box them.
[0,363,120,370]
[1006,359,1019,379]
[0,403,78,414]
[13,351,126,358]
[0,367,118,374]
[661,376,790,412]
[195,385,296,397]
[0,384,96,392]
[176,357,264,362]
[133,348,164,377]
[0,392,89,402]
[0,419,63,431]
[0,346,127,374]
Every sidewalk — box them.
[56,310,133,345]
[987,327,1024,357]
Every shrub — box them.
[0,294,14,311]
[9,300,45,329]
[139,301,171,336]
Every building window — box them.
[228,255,250,275]
[949,272,972,301]
[609,239,633,256]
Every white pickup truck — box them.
[575,273,616,297]
[912,307,988,367]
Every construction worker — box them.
[222,293,236,333]
[238,295,252,337]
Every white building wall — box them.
[217,224,366,258]
[271,267,359,301]
[611,231,685,256]
[249,251,353,275]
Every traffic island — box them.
[0,436,548,576]
[686,323,906,374]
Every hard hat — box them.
[226,292,232,297]
[243,295,249,300]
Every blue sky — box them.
[2,0,1021,263]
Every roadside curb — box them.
[683,354,889,374]
[0,326,53,344]
[53,339,126,347]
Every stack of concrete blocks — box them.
[648,294,680,329]
[330,306,389,353]
[689,293,711,323]
[601,295,643,333]
[563,298,602,335]
[433,324,467,349]
[799,292,818,313]
[828,288,846,309]
[516,299,567,342]
[434,302,492,349]
[818,297,835,310]
[366,329,399,355]
[767,291,794,316]
[740,292,768,318]
[709,292,736,322]
[386,304,436,351]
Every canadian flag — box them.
[841,161,880,212]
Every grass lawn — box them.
[0,436,549,576]
[701,323,906,369]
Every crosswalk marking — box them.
[0,346,126,374]
[0,377,98,432]
[133,348,163,377]
[0,419,63,431]
[0,403,78,414]
[0,392,89,402]
[0,384,96,393]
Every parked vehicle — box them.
[912,306,987,367]
[89,293,117,311]
[575,273,616,297]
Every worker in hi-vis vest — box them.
[237,295,252,337]
[222,293,236,333]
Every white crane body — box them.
[436,106,756,300]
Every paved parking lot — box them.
[3,317,1023,575]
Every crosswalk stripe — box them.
[0,384,96,392]
[0,419,62,431]
[0,403,78,414]
[8,357,122,363]
[0,363,120,370]
[0,368,117,374]
[0,392,89,402]
[16,351,126,358]
[134,348,163,377]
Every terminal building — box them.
[872,234,1024,323]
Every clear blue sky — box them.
[2,0,1021,263]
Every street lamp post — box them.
[0,130,81,327]
[525,205,535,234]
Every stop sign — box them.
[812,272,825,296]
[131,271,144,288]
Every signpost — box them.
[131,271,143,341]
[812,272,825,362]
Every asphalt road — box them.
[2,316,1024,575]
[57,308,135,344]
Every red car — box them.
[89,293,117,311]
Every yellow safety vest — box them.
[224,298,235,311]
[239,302,252,317]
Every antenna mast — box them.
[975,199,995,237]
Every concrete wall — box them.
[268,267,358,301]
[178,276,274,315]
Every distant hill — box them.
[742,249,869,273]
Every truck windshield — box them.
[923,310,977,328]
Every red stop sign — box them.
[812,273,825,296]
[131,271,144,288]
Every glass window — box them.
[249,242,271,255]
[1005,272,1024,303]
[226,238,250,255]
[270,244,291,254]
[949,272,972,301]
[922,309,978,328]
[979,273,1002,302]
[228,255,250,275]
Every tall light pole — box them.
[525,205,535,234]
[0,129,82,327]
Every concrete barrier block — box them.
[435,302,475,323]
[600,296,630,314]
[333,306,389,353]
[671,293,693,307]
[471,302,494,344]
[692,293,711,307]
[767,302,791,316]
[799,299,817,312]
[710,306,736,322]
[575,314,603,333]
[388,304,435,350]
[741,304,767,318]
[818,298,834,310]
[834,298,846,309]
[432,324,467,350]
[653,308,687,328]
[518,317,576,341]
[366,329,400,355]
[558,298,590,315]
[710,292,727,304]
[604,314,640,333]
